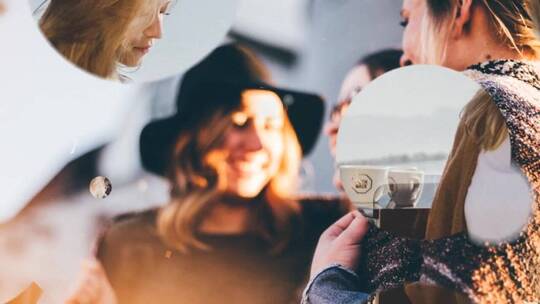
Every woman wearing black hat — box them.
[65,43,352,304]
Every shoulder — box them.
[109,208,158,235]
[97,208,162,257]
[464,60,540,111]
[113,208,158,225]
[96,208,170,289]
[465,60,540,171]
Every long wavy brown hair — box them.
[157,93,303,254]
[39,0,157,79]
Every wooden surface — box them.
[373,208,430,239]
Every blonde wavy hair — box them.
[157,96,303,254]
[420,0,540,64]
[39,0,160,79]
[462,89,508,151]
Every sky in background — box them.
[337,65,481,175]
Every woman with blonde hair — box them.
[38,0,174,80]
[306,0,540,303]
[65,43,351,304]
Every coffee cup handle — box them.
[373,184,388,205]
[411,178,421,198]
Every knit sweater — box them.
[358,60,540,303]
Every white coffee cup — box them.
[339,165,389,209]
[387,168,424,208]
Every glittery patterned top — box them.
[358,60,540,304]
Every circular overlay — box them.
[336,65,479,174]
[336,64,533,244]
[29,0,237,82]
[89,176,112,199]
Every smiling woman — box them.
[63,43,351,304]
[37,0,174,81]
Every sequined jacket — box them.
[302,60,540,304]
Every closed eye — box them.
[160,1,173,15]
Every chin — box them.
[124,60,142,67]
[119,55,143,67]
[231,180,268,198]
[235,189,263,199]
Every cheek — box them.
[117,33,141,66]
[222,130,240,150]
[266,135,285,172]
[129,15,150,37]
[402,22,422,64]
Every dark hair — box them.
[358,49,403,80]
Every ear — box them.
[452,0,473,38]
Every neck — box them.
[472,43,524,65]
[455,36,526,70]
[452,6,535,70]
[198,198,253,235]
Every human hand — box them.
[64,259,117,304]
[310,211,369,279]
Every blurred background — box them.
[0,0,417,302]
[136,0,404,196]
[1,0,404,220]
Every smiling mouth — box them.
[230,162,267,175]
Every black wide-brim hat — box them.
[140,43,325,176]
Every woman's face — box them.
[119,0,173,67]
[401,0,495,70]
[400,0,426,66]
[222,89,286,198]
[326,64,371,158]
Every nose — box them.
[400,53,413,67]
[242,123,264,152]
[144,15,163,39]
[324,120,339,137]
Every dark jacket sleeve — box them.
[357,224,422,292]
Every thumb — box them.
[335,215,369,247]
